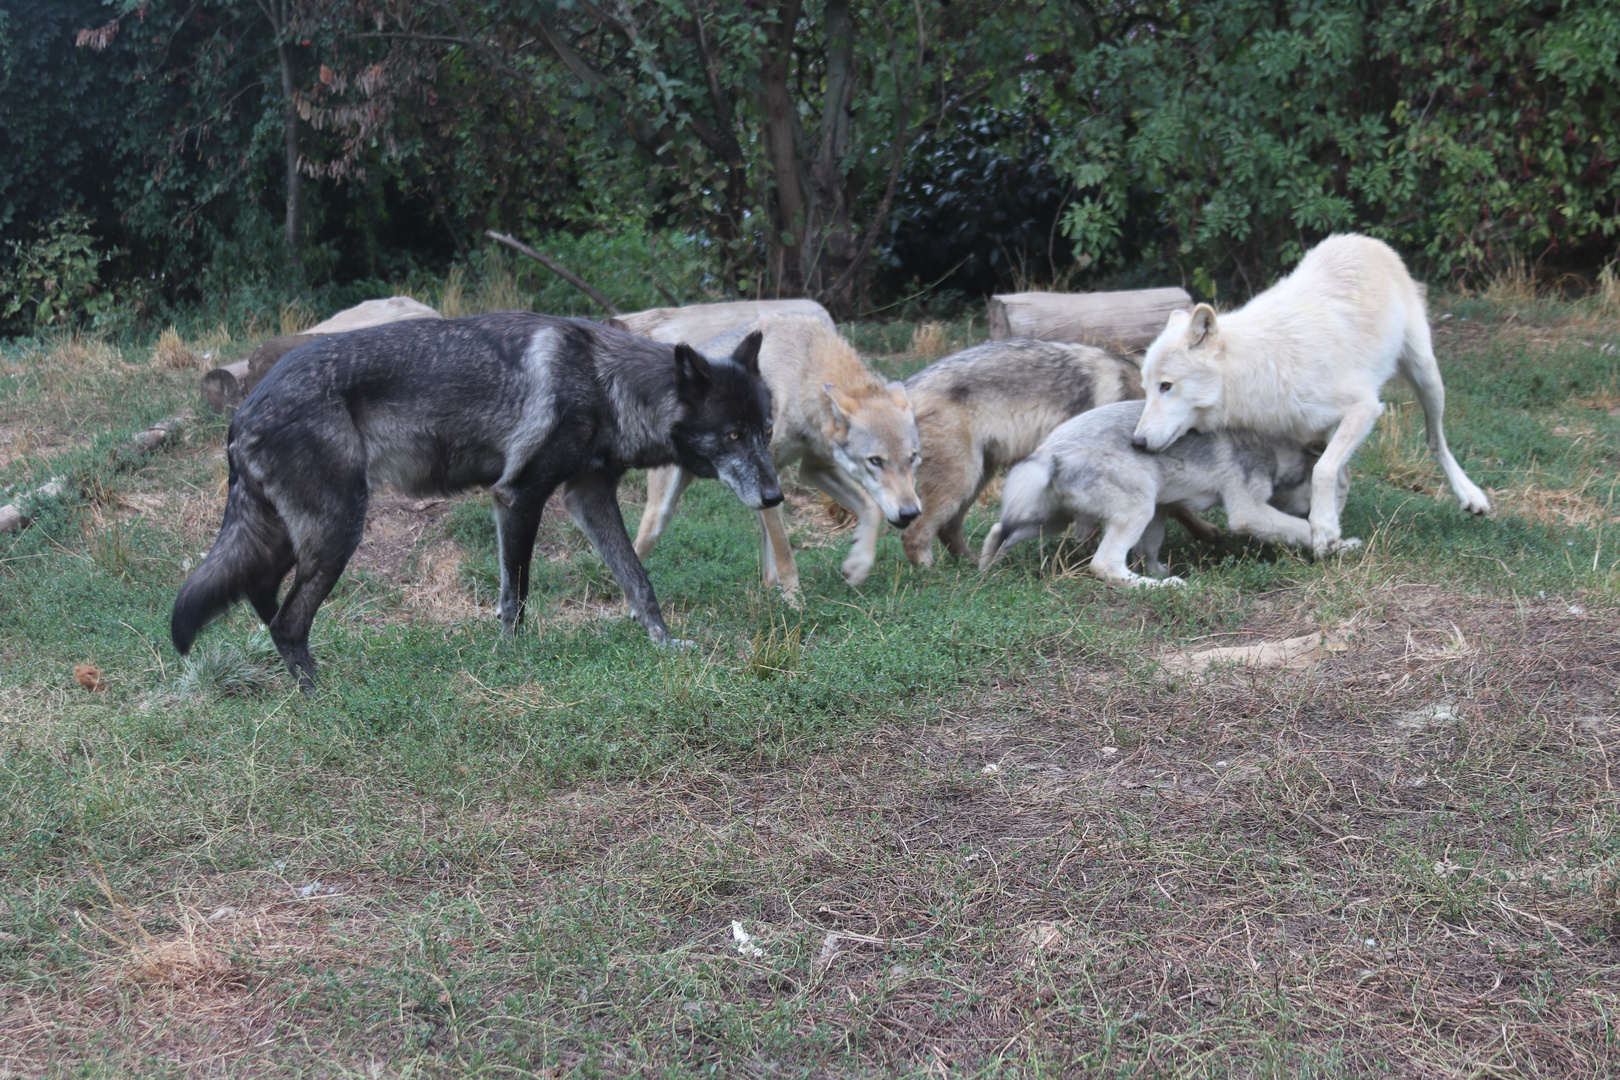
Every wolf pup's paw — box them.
[656,636,699,651]
[1336,537,1364,552]
[1148,575,1186,588]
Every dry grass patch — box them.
[152,327,201,370]
[909,320,949,359]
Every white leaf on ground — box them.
[731,920,763,958]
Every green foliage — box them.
[1042,0,1620,294]
[0,211,116,330]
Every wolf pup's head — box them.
[671,331,783,510]
[823,382,922,529]
[1133,304,1225,452]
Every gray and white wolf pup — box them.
[633,314,920,595]
[171,313,781,686]
[980,400,1321,587]
[900,338,1151,566]
[1132,233,1490,555]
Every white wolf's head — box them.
[824,381,922,528]
[1133,304,1225,452]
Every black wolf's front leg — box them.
[562,472,674,644]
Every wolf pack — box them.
[172,234,1491,686]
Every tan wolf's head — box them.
[823,382,922,528]
[1133,304,1225,452]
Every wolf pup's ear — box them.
[730,331,764,376]
[673,343,713,392]
[1186,304,1218,348]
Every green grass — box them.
[1,300,1619,1077]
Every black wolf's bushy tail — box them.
[171,469,287,655]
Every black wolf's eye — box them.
[729,431,740,441]
[1158,381,1173,393]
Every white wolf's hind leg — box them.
[1401,329,1491,515]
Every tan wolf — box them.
[1132,233,1490,554]
[901,338,1160,566]
[633,314,921,597]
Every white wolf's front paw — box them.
[1459,487,1491,515]
[1336,537,1363,552]
[1310,524,1342,558]
[840,556,873,586]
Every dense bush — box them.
[1,0,1616,333]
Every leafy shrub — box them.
[1,211,115,331]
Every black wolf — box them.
[171,312,781,686]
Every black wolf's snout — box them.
[760,484,784,509]
[1131,435,1148,450]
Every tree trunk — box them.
[758,1,807,293]
[274,0,304,286]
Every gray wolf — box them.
[981,400,1321,586]
[633,314,920,594]
[1131,233,1490,554]
[901,338,1147,566]
[171,313,781,686]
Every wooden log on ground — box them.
[125,415,188,455]
[0,477,64,535]
[303,296,440,335]
[608,299,835,345]
[201,360,252,415]
[245,334,316,390]
[986,288,1193,353]
[200,298,442,415]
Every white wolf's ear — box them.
[885,380,913,413]
[823,383,852,436]
[1186,304,1218,348]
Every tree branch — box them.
[485,231,621,316]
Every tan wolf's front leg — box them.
[634,465,692,560]
[757,505,801,604]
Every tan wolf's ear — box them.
[885,380,913,413]
[1186,304,1218,347]
[823,383,852,436]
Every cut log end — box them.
[987,288,1194,353]
[201,360,251,415]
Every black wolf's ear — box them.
[673,343,713,392]
[730,331,763,376]
[1186,304,1218,348]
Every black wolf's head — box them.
[671,331,782,510]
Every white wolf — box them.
[1131,234,1490,554]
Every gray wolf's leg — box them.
[564,474,675,644]
[1223,486,1319,550]
[1092,503,1182,588]
[1308,402,1383,555]
[491,479,559,634]
[633,465,693,560]
[905,451,980,568]
[1135,512,1169,577]
[1402,316,1491,515]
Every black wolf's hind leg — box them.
[267,489,367,690]
[563,473,672,644]
[246,545,296,625]
[492,484,556,635]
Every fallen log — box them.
[0,477,64,535]
[986,288,1193,353]
[608,299,835,345]
[125,414,189,455]
[201,360,252,415]
[200,298,441,415]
